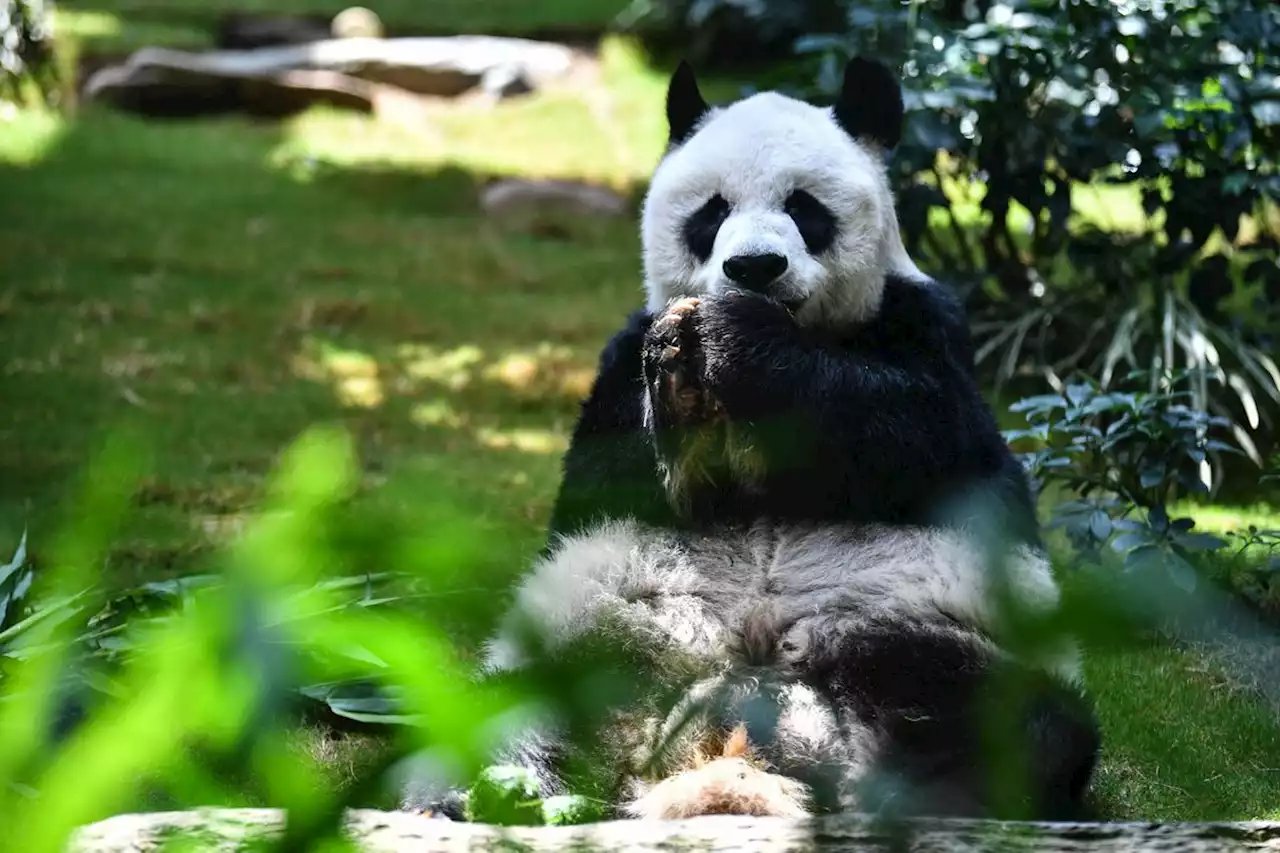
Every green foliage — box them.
[1009,372,1280,615]
[463,765,605,827]
[465,765,543,825]
[0,427,525,851]
[0,531,32,633]
[620,0,844,67]
[1,0,57,106]
[824,0,1280,462]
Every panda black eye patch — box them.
[682,194,731,263]
[784,190,838,255]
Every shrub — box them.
[619,0,846,69]
[0,0,58,107]
[1008,371,1280,619]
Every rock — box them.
[64,808,1280,852]
[82,50,379,118]
[81,36,581,118]
[480,179,631,221]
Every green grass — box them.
[62,0,630,31]
[53,0,633,53]
[5,9,1280,824]
[1087,643,1280,821]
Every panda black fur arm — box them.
[544,309,675,541]
[654,275,1039,542]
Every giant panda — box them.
[400,56,1101,823]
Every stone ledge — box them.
[68,809,1280,852]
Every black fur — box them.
[681,194,731,263]
[666,60,711,147]
[784,190,838,255]
[548,275,1041,548]
[801,617,1100,821]
[832,57,905,151]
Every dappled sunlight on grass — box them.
[1175,501,1280,534]
[389,341,596,405]
[52,8,123,42]
[397,343,486,391]
[0,103,634,578]
[0,109,68,164]
[291,340,386,409]
[484,345,597,401]
[51,7,212,62]
[411,399,466,429]
[289,335,591,459]
[474,426,568,455]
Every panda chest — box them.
[654,526,896,627]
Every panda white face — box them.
[640,59,923,327]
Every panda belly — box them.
[493,518,1071,681]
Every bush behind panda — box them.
[400,56,1101,823]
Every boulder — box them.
[81,36,578,118]
[480,179,632,221]
[81,50,379,118]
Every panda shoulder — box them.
[877,273,978,369]
[581,308,655,394]
[598,309,654,371]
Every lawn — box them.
[52,0,635,53]
[3,3,1280,824]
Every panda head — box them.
[640,57,923,326]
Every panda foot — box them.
[645,297,723,425]
[624,758,812,820]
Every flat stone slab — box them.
[82,54,381,118]
[66,808,1280,852]
[82,36,579,119]
[481,178,632,220]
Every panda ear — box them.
[667,60,710,146]
[832,56,904,151]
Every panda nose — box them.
[722,253,789,292]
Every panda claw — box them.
[652,301,713,420]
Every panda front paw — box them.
[643,296,725,428]
[642,297,735,513]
